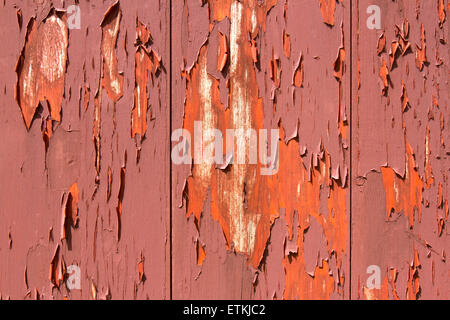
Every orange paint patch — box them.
[61,182,79,241]
[283,258,335,300]
[100,2,124,102]
[278,139,347,298]
[293,54,303,88]
[184,1,275,266]
[438,0,446,27]
[377,32,386,55]
[83,85,90,112]
[138,253,145,282]
[208,0,232,22]
[379,58,389,95]
[406,246,421,300]
[49,245,66,288]
[132,23,161,139]
[415,24,427,71]
[333,47,345,81]
[389,268,400,300]
[217,32,228,72]
[15,11,68,129]
[319,0,336,26]
[363,276,389,300]
[136,19,151,45]
[401,80,409,112]
[381,140,424,228]
[389,41,401,70]
[68,182,79,227]
[283,30,291,58]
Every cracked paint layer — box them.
[0,0,447,301]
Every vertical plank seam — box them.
[169,0,173,301]
[349,0,354,300]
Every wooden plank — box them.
[171,0,351,299]
[351,0,449,300]
[0,0,170,299]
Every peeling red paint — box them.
[132,20,161,140]
[173,0,350,300]
[0,0,448,301]
[353,0,449,300]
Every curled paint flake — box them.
[438,0,446,27]
[196,241,206,266]
[91,282,97,300]
[93,93,101,180]
[138,252,146,282]
[389,268,400,300]
[136,19,151,45]
[333,46,345,80]
[407,246,421,300]
[250,39,258,64]
[132,42,161,140]
[16,9,22,29]
[415,24,427,71]
[377,32,386,55]
[269,55,281,88]
[319,0,336,26]
[217,31,228,72]
[379,58,389,95]
[401,80,409,112]
[107,167,112,201]
[389,41,401,70]
[403,19,410,38]
[399,36,411,56]
[49,245,66,288]
[83,85,90,112]
[116,153,126,241]
[100,2,124,102]
[61,183,79,242]
[282,30,291,58]
[293,53,303,88]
